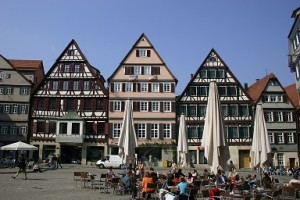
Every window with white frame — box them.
[152,83,160,92]
[278,133,284,143]
[20,104,27,114]
[113,101,121,111]
[125,83,133,92]
[138,123,146,138]
[232,127,238,138]
[113,123,122,138]
[4,105,10,113]
[150,124,159,138]
[6,87,12,94]
[64,64,70,72]
[277,154,284,166]
[270,95,277,102]
[138,49,147,57]
[144,66,151,75]
[63,81,68,90]
[140,83,148,92]
[12,104,18,113]
[53,81,58,90]
[74,64,80,73]
[287,112,293,122]
[163,83,171,92]
[140,101,148,112]
[268,133,275,143]
[20,126,27,134]
[241,126,250,138]
[163,124,171,138]
[11,126,18,134]
[287,132,294,143]
[163,102,171,112]
[266,112,273,122]
[134,66,141,75]
[1,125,8,134]
[188,126,198,138]
[114,83,121,92]
[151,101,160,112]
[275,112,283,122]
[20,87,29,95]
[199,105,206,117]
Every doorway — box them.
[239,150,250,168]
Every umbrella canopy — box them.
[118,100,138,166]
[0,141,38,151]
[251,104,271,168]
[177,113,188,168]
[202,81,230,174]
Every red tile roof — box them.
[247,73,277,103]
[9,59,42,69]
[285,83,299,108]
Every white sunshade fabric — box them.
[0,141,38,151]
[177,113,188,168]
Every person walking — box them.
[12,154,27,180]
[56,154,62,168]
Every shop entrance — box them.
[61,145,82,164]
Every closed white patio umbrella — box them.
[177,113,188,168]
[118,99,138,166]
[202,81,230,174]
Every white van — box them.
[96,155,125,169]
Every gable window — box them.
[200,70,207,78]
[228,86,237,96]
[125,83,133,92]
[52,81,58,90]
[114,83,121,92]
[216,69,225,78]
[67,50,75,56]
[74,64,80,73]
[163,101,171,112]
[199,86,207,96]
[218,86,226,96]
[73,81,79,90]
[64,64,70,73]
[113,101,121,111]
[163,83,171,92]
[140,101,148,112]
[134,66,141,75]
[278,133,284,143]
[83,81,89,90]
[152,83,159,92]
[144,66,151,75]
[113,123,121,138]
[189,105,197,116]
[151,101,159,112]
[150,123,159,138]
[208,69,216,78]
[190,86,197,96]
[137,49,150,57]
[268,133,274,143]
[63,81,68,90]
[163,124,171,138]
[287,132,294,143]
[137,123,146,138]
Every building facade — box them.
[30,40,108,164]
[108,33,177,166]
[177,49,253,169]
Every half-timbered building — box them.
[248,74,298,168]
[108,33,177,166]
[30,40,108,164]
[177,49,253,169]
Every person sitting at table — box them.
[142,172,154,199]
[217,170,229,185]
[186,172,194,185]
[107,166,116,177]
[262,172,275,191]
[159,174,175,200]
[175,176,189,200]
[122,172,132,192]
[149,167,158,183]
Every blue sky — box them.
[0,1,299,94]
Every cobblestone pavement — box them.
[0,164,295,200]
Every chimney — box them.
[190,74,193,80]
[244,83,248,91]
[256,79,260,82]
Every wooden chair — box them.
[80,172,90,188]
[145,182,158,199]
[281,186,296,200]
[109,177,120,193]
[73,172,82,187]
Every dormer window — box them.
[136,49,151,57]
[67,50,75,56]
